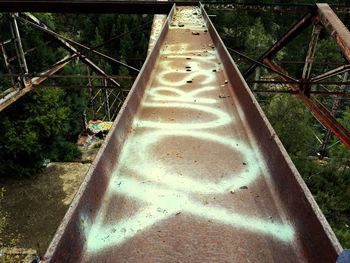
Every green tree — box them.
[263,95,318,155]
[0,88,80,177]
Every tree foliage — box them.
[0,13,151,177]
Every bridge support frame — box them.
[241,3,350,150]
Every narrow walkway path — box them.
[82,6,299,262]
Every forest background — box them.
[0,0,349,250]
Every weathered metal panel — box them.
[44,4,341,262]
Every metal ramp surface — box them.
[45,4,341,262]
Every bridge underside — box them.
[45,4,341,262]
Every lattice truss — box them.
[0,12,140,121]
[221,4,350,152]
[0,3,350,151]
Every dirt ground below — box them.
[0,135,103,258]
[0,162,90,256]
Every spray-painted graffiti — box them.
[82,7,295,255]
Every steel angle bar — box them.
[302,24,322,80]
[0,54,72,112]
[311,64,350,83]
[265,58,350,148]
[251,89,350,97]
[16,13,121,88]
[0,43,15,85]
[247,79,350,85]
[244,12,313,78]
[228,47,299,82]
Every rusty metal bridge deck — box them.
[44,4,341,262]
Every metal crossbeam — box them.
[265,59,350,149]
[0,55,72,112]
[244,12,313,78]
[19,13,121,88]
[0,1,349,13]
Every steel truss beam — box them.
[237,3,350,149]
[243,12,314,78]
[265,59,350,149]
[19,13,121,88]
[0,55,71,112]
[0,1,349,14]
[9,13,28,88]
[0,12,134,113]
[17,14,139,73]
[311,64,350,83]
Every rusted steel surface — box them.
[147,0,168,55]
[317,3,350,63]
[147,14,167,55]
[45,4,341,262]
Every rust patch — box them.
[44,4,341,263]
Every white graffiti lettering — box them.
[82,7,295,255]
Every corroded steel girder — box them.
[44,3,341,263]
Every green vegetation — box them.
[263,96,350,247]
[0,13,151,177]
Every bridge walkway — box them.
[45,4,341,262]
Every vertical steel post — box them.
[253,67,260,91]
[0,43,15,85]
[82,110,88,134]
[87,67,97,120]
[319,71,349,157]
[9,13,28,88]
[302,23,322,81]
[104,78,111,121]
